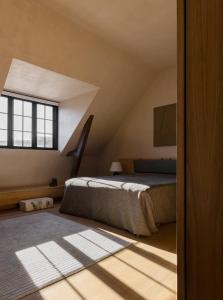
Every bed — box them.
[60,159,176,236]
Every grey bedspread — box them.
[60,174,176,236]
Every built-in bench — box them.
[0,185,64,210]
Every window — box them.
[0,95,58,149]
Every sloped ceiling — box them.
[0,0,176,157]
[42,0,177,72]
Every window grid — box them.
[36,104,53,149]
[13,100,32,148]
[0,97,8,146]
[0,95,58,150]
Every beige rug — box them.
[0,212,132,300]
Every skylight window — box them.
[0,95,58,150]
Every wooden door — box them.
[178,0,223,299]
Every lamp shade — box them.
[110,161,123,173]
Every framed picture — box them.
[154,103,176,146]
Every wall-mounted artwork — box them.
[154,103,176,147]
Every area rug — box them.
[0,212,132,300]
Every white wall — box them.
[0,149,72,188]
[59,90,98,152]
[100,67,177,174]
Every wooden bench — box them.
[0,185,64,210]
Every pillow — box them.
[134,159,176,174]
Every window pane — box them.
[45,120,52,134]
[45,134,53,148]
[37,104,44,118]
[23,132,32,147]
[14,99,23,115]
[24,101,32,117]
[0,97,8,113]
[0,113,8,129]
[13,131,22,146]
[37,119,44,133]
[0,97,57,149]
[37,133,44,148]
[24,117,32,132]
[14,115,23,131]
[0,129,7,146]
[45,106,53,120]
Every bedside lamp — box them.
[110,161,123,176]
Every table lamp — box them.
[110,161,123,176]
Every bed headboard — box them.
[119,159,176,174]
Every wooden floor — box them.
[0,206,177,300]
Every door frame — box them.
[177,0,186,299]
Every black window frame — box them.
[0,94,58,150]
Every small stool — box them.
[19,197,54,212]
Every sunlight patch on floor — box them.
[135,243,177,265]
[67,270,125,300]
[37,241,84,275]
[16,246,61,287]
[64,233,108,261]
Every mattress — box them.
[60,174,176,236]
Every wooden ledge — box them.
[0,185,64,210]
